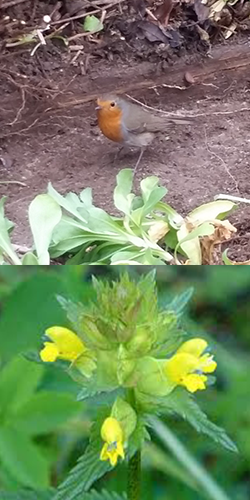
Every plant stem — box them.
[128,450,141,500]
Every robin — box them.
[96,94,192,171]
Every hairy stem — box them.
[128,450,141,500]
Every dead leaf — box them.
[194,0,210,22]
[200,219,237,265]
[137,20,170,43]
[154,0,174,27]
[196,25,210,42]
[148,221,169,242]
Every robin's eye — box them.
[110,102,116,107]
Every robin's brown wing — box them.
[122,102,192,134]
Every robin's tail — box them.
[166,115,193,125]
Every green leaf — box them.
[222,248,234,265]
[83,15,103,33]
[0,197,21,265]
[28,194,62,265]
[111,397,137,440]
[0,490,54,500]
[128,417,150,458]
[81,491,126,500]
[163,389,238,453]
[151,416,232,500]
[188,200,236,223]
[76,491,126,500]
[53,448,111,500]
[0,273,68,359]
[176,222,215,264]
[140,176,167,217]
[163,287,194,315]
[22,252,39,265]
[0,426,49,489]
[14,392,82,435]
[47,183,88,223]
[113,169,134,216]
[0,356,44,415]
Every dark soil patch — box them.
[1,1,250,263]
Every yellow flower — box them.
[100,417,125,467]
[164,338,217,393]
[40,327,86,363]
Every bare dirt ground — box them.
[1,1,250,262]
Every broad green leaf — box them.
[83,15,103,33]
[132,176,167,224]
[22,252,39,265]
[0,356,43,415]
[163,389,238,453]
[0,426,49,489]
[140,176,167,215]
[151,416,232,500]
[14,392,82,435]
[113,169,134,216]
[0,273,68,359]
[79,188,93,207]
[0,197,21,265]
[177,222,214,264]
[47,183,88,223]
[28,194,62,265]
[188,200,236,223]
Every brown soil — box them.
[1,3,250,263]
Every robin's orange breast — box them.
[97,108,124,143]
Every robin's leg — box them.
[133,147,144,175]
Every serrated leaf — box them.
[164,389,238,452]
[162,287,194,315]
[28,194,62,265]
[76,490,127,500]
[0,426,49,489]
[53,448,111,500]
[0,490,54,500]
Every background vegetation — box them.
[0,267,249,500]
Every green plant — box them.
[27,272,237,500]
[48,169,236,265]
[0,170,239,265]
